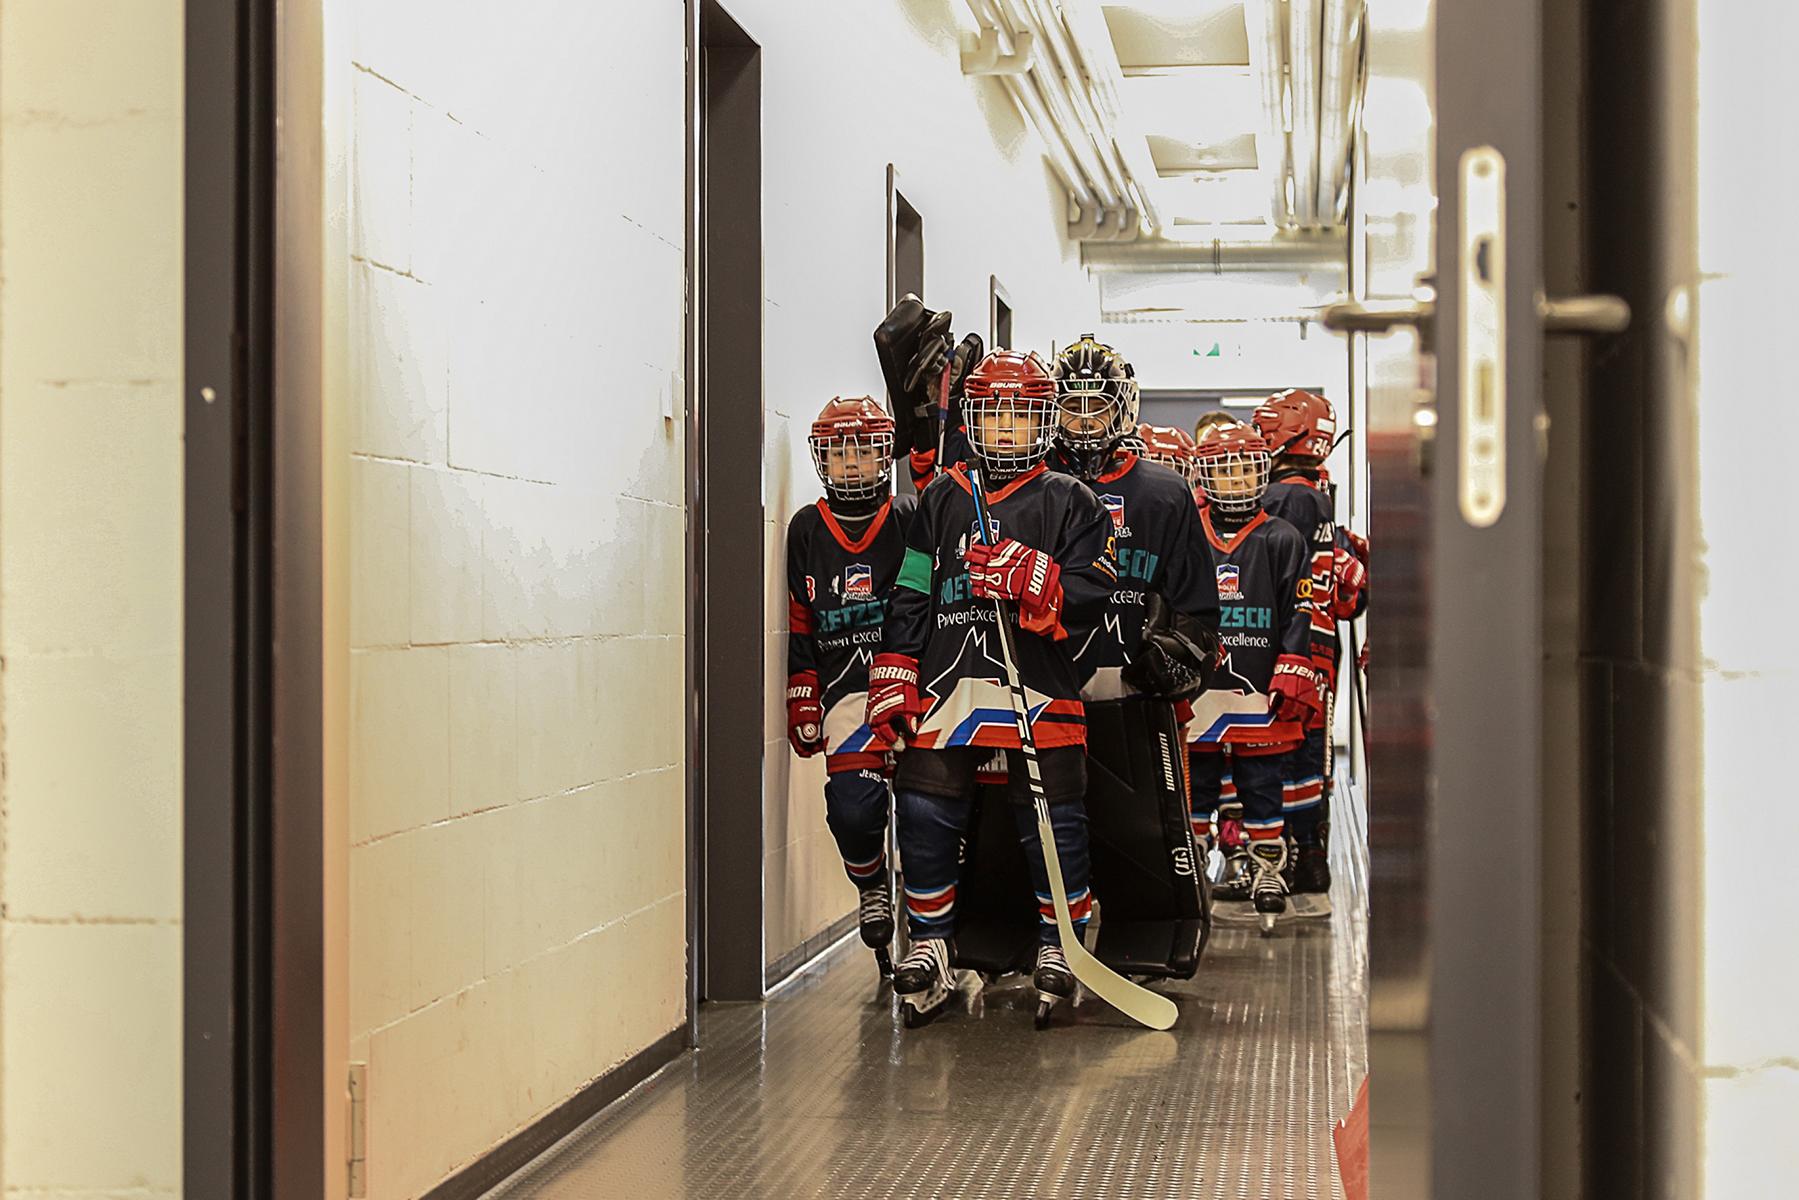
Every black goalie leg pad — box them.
[1082,697,1211,979]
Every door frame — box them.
[184,0,276,1192]
[691,0,768,1005]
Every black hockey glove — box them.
[1122,594,1221,701]
[873,295,951,457]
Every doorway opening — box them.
[691,0,766,1005]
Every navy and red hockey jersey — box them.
[884,462,1118,752]
[786,495,916,773]
[1053,450,1221,700]
[1262,474,1338,693]
[1185,507,1313,752]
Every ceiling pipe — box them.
[1059,0,1165,234]
[991,0,1131,214]
[1007,0,1138,225]
[1288,0,1324,228]
[964,0,1102,218]
[1314,0,1359,219]
[963,0,1159,241]
[1081,233,1347,273]
[1243,0,1293,228]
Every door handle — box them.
[1537,292,1630,334]
[1319,293,1436,336]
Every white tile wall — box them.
[346,2,687,1194]
[0,0,184,1192]
[1697,4,1799,1189]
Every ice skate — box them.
[1250,840,1289,935]
[1211,847,1255,903]
[858,884,896,976]
[893,937,954,1027]
[1032,944,1076,1029]
[1288,843,1332,918]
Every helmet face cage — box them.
[1052,375,1140,452]
[809,430,895,500]
[965,391,1053,477]
[1194,446,1271,514]
[1142,447,1195,484]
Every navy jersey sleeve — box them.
[1053,480,1121,631]
[784,511,817,679]
[1269,522,1314,660]
[883,484,939,662]
[1152,488,1221,627]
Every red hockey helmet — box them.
[809,395,895,501]
[1137,422,1199,483]
[1251,388,1336,462]
[963,349,1056,477]
[1193,421,1273,515]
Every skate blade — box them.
[1287,893,1333,920]
[1211,900,1262,925]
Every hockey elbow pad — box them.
[786,672,826,757]
[1269,655,1322,724]
[865,653,923,747]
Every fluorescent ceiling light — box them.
[1117,69,1261,147]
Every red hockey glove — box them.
[1269,655,1323,725]
[1343,529,1369,566]
[865,653,923,747]
[1331,549,1367,619]
[965,537,1063,632]
[786,672,826,757]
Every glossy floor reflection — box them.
[494,784,1368,1200]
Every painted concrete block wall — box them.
[344,2,686,1195]
[0,1,185,1194]
[732,0,1103,967]
[1695,3,1799,1191]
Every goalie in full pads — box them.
[784,397,916,975]
[865,349,1121,1026]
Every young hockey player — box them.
[785,397,915,975]
[1049,336,1219,705]
[1137,422,1201,487]
[1251,389,1341,911]
[865,349,1120,1025]
[1184,422,1321,932]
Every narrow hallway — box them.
[491,789,1368,1200]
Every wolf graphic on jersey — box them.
[885,463,1118,752]
[787,495,915,772]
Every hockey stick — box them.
[968,466,1179,1032]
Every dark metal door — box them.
[1335,1,1628,1194]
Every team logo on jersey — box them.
[958,518,1000,560]
[805,575,816,602]
[1100,493,1126,531]
[844,563,873,600]
[1216,563,1242,600]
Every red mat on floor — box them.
[1333,1075,1370,1200]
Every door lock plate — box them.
[1459,146,1506,528]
